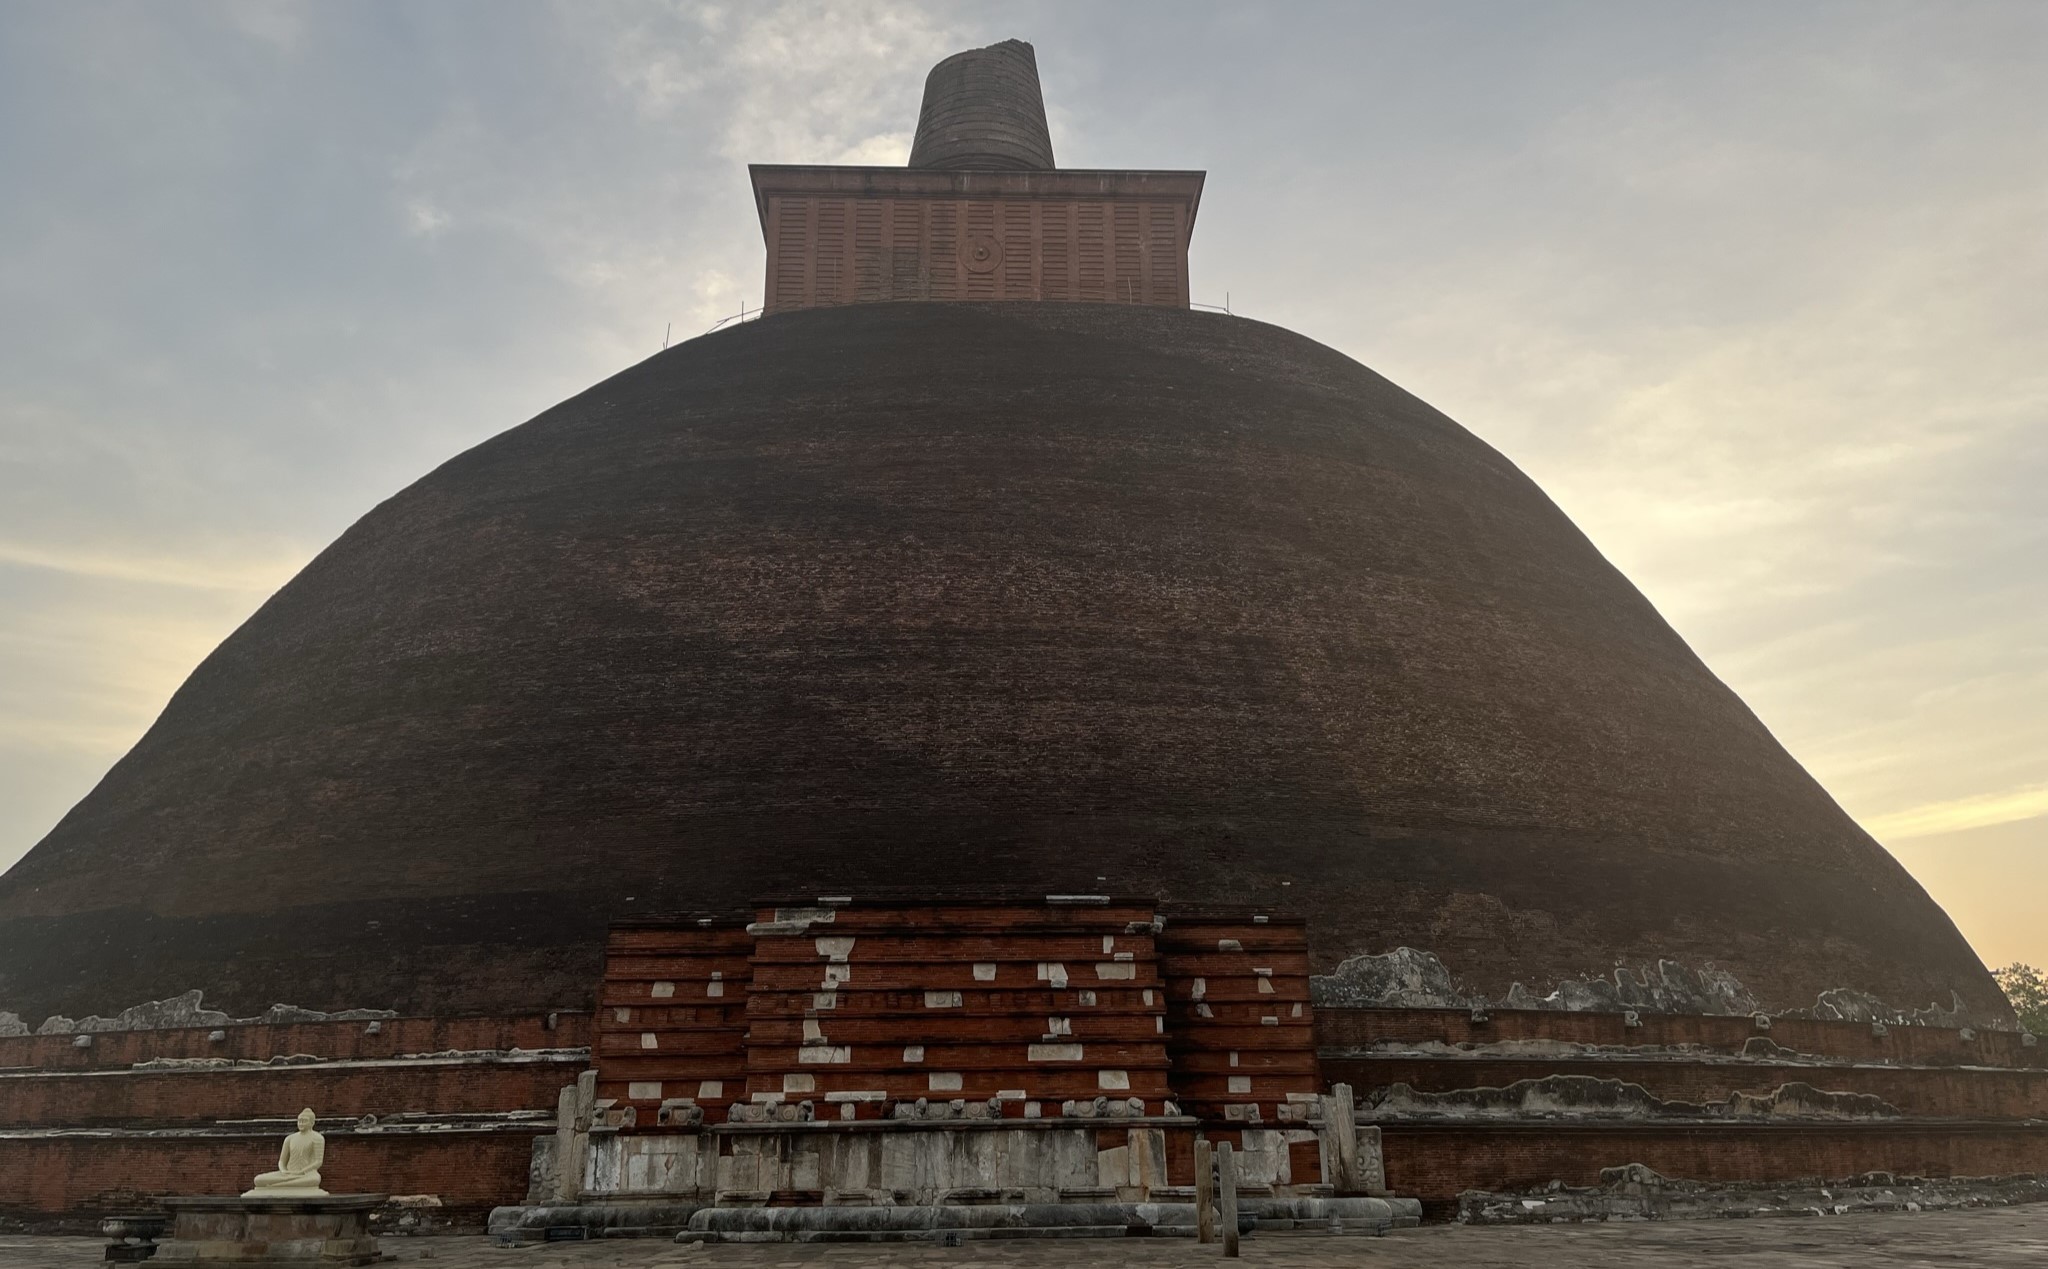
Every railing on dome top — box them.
[671,294,1242,349]
[701,305,767,337]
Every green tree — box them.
[1993,963,2048,1035]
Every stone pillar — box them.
[1125,1127,1167,1198]
[553,1071,597,1202]
[1194,1139,1214,1243]
[1318,1083,1359,1191]
[1357,1123,1388,1196]
[1217,1140,1240,1258]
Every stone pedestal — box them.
[100,1214,168,1261]
[155,1195,385,1267]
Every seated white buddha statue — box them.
[242,1108,327,1197]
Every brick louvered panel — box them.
[760,195,1191,310]
[1160,913,1320,1127]
[591,920,751,1124]
[742,900,1172,1118]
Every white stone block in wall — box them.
[1228,1075,1252,1094]
[706,981,725,998]
[628,1081,662,1100]
[1037,962,1069,988]
[640,1032,658,1050]
[784,1073,816,1093]
[1029,1043,1084,1062]
[924,990,963,1008]
[613,1007,631,1022]
[650,981,675,998]
[1218,938,1243,951]
[799,1045,852,1064]
[929,1072,963,1091]
[903,1045,925,1062]
[974,962,997,981]
[697,1080,723,1099]
[1098,1070,1131,1090]
[1094,962,1135,980]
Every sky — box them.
[0,1,2042,969]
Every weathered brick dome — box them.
[0,302,2005,1023]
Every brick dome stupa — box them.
[0,39,2007,1031]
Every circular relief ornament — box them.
[961,234,1004,275]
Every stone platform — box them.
[154,1194,385,1266]
[491,1194,1418,1243]
[10,1203,2048,1267]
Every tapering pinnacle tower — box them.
[907,39,1057,171]
[749,40,1203,312]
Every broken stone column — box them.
[1318,1083,1359,1191]
[552,1071,596,1202]
[1218,1140,1241,1258]
[1357,1124,1387,1196]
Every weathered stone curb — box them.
[1458,1164,2048,1224]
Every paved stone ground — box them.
[13,1206,2046,1267]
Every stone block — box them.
[154,1194,384,1266]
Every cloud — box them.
[1869,789,2048,841]
[0,541,304,594]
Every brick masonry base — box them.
[0,1129,541,1232]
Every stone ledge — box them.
[1457,1166,2048,1223]
[162,1194,387,1215]
[679,1196,1422,1241]
[491,1196,1424,1243]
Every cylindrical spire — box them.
[907,40,1056,171]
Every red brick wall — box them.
[0,1129,541,1223]
[3,1059,579,1129]
[1315,1007,2041,1069]
[1323,1056,2048,1120]
[0,1013,589,1073]
[1381,1121,2048,1210]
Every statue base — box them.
[154,1195,386,1267]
